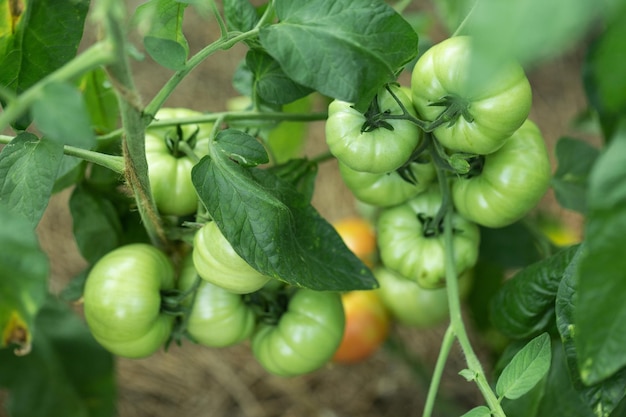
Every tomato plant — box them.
[251,288,345,377]
[1,0,625,416]
[82,244,176,358]
[145,108,213,216]
[332,290,391,364]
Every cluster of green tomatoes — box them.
[83,108,345,377]
[327,36,551,290]
[81,36,550,377]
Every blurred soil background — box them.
[5,1,597,416]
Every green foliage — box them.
[0,297,116,417]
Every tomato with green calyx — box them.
[411,36,532,155]
[146,107,213,216]
[338,158,436,207]
[451,120,551,228]
[377,187,480,289]
[193,221,271,294]
[332,290,390,364]
[178,255,256,348]
[326,84,422,174]
[375,267,472,328]
[83,244,175,358]
[251,288,345,377]
[333,217,377,267]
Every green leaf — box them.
[460,406,491,417]
[479,222,542,269]
[551,137,600,214]
[0,0,90,94]
[246,49,314,105]
[191,154,378,291]
[77,68,119,134]
[582,4,626,140]
[259,0,418,111]
[556,245,626,417]
[490,245,579,339]
[0,206,48,354]
[223,0,259,32]
[496,333,551,400]
[502,341,595,417]
[214,128,269,167]
[467,260,504,331]
[0,297,116,417]
[575,123,626,385]
[32,81,97,149]
[464,0,601,67]
[69,186,123,264]
[0,133,63,227]
[135,0,189,70]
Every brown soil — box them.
[4,2,595,417]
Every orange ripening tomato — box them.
[333,217,377,267]
[332,290,391,364]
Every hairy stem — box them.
[422,325,456,417]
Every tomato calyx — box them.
[361,92,396,133]
[164,124,200,158]
[428,94,474,128]
[244,283,292,325]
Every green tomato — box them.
[377,187,480,289]
[338,158,436,207]
[251,289,345,377]
[411,36,532,155]
[325,84,422,174]
[145,108,213,216]
[451,120,551,228]
[375,267,472,328]
[83,244,175,358]
[178,255,256,347]
[193,221,271,294]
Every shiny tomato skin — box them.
[333,217,377,267]
[83,244,175,358]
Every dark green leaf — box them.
[69,186,123,264]
[467,260,505,331]
[575,123,626,385]
[551,137,600,214]
[246,49,313,105]
[0,133,63,227]
[496,333,551,400]
[479,222,542,269]
[0,297,116,417]
[0,0,90,94]
[266,158,318,204]
[32,82,97,149]
[557,245,626,417]
[135,0,189,70]
[490,245,579,339]
[192,154,377,291]
[77,68,119,134]
[259,0,418,111]
[223,0,258,32]
[0,206,48,353]
[214,128,269,167]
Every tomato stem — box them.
[421,325,455,417]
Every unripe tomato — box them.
[83,244,175,358]
[146,108,213,216]
[193,222,271,294]
[333,217,377,267]
[332,290,390,363]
